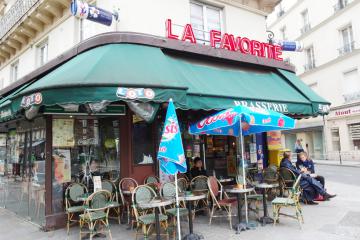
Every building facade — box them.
[268,0,360,160]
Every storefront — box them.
[0,32,330,229]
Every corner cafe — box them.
[0,29,329,229]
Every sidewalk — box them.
[0,179,359,240]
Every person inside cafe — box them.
[189,157,207,179]
[280,151,336,205]
[296,151,325,187]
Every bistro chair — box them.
[207,176,236,229]
[144,175,160,184]
[272,175,303,228]
[262,166,280,199]
[177,177,188,193]
[119,178,138,225]
[132,185,169,240]
[190,175,209,213]
[161,182,188,237]
[65,182,88,235]
[102,180,122,224]
[279,167,297,197]
[79,190,113,240]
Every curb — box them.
[314,162,360,168]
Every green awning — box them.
[7,43,329,118]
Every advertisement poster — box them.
[53,149,71,183]
[267,131,282,150]
[250,143,257,163]
[227,155,237,176]
[53,119,75,147]
[93,176,102,192]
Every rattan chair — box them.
[161,182,188,237]
[65,182,88,235]
[119,178,138,225]
[132,185,169,240]
[102,180,121,224]
[177,178,188,193]
[144,175,160,184]
[79,190,113,240]
[207,176,236,229]
[279,167,297,197]
[190,175,209,212]
[272,175,303,228]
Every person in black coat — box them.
[190,157,207,179]
[296,152,325,187]
[280,151,335,204]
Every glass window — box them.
[331,128,341,151]
[342,68,360,102]
[304,46,315,71]
[132,115,154,165]
[38,41,48,66]
[339,25,354,54]
[10,60,19,83]
[190,1,222,44]
[51,116,120,213]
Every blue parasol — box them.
[157,99,186,240]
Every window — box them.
[338,25,354,55]
[331,128,341,151]
[10,60,19,83]
[132,115,154,164]
[277,3,285,17]
[190,1,222,44]
[342,68,360,102]
[304,46,315,71]
[334,0,348,12]
[280,26,287,40]
[349,123,360,150]
[37,40,48,66]
[300,9,310,34]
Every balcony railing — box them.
[333,1,348,13]
[343,90,360,103]
[303,61,316,71]
[300,23,311,34]
[0,0,40,40]
[338,41,356,56]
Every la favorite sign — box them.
[165,19,283,61]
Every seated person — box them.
[190,157,207,179]
[280,151,335,204]
[296,152,325,187]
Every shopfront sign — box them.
[165,19,283,61]
[20,92,42,109]
[44,104,126,115]
[329,106,360,118]
[234,100,288,113]
[116,87,155,100]
[71,0,118,26]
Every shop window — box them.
[132,115,154,165]
[342,68,360,103]
[331,128,341,151]
[51,117,120,213]
[349,123,360,150]
[190,1,222,44]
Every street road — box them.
[317,164,360,186]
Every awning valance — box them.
[4,43,330,120]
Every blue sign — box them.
[157,99,187,175]
[71,0,118,26]
[274,39,303,52]
[189,105,295,137]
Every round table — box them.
[219,178,233,183]
[224,187,254,234]
[178,193,207,240]
[255,183,279,226]
[137,198,174,240]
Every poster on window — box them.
[74,119,99,146]
[93,176,102,192]
[53,119,75,147]
[267,131,282,150]
[53,149,71,183]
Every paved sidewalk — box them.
[313,159,360,168]
[0,179,359,240]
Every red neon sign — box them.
[165,19,283,61]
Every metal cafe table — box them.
[179,193,207,240]
[137,198,173,240]
[224,187,254,234]
[255,182,279,225]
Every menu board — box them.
[74,119,99,146]
[93,176,102,192]
[53,119,75,147]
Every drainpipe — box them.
[322,115,328,160]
